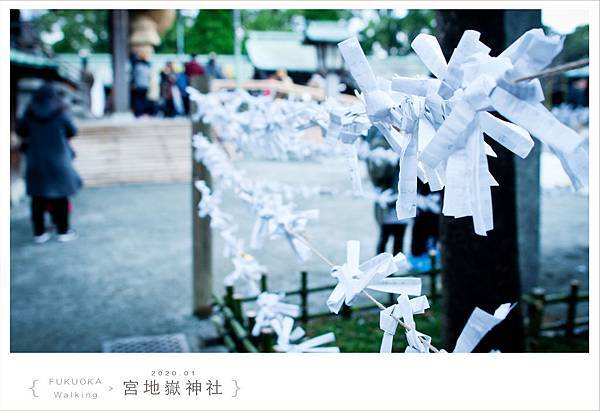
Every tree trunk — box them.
[436,10,525,352]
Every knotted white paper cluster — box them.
[249,193,319,262]
[188,29,577,353]
[379,294,431,353]
[251,292,300,336]
[337,29,589,235]
[451,303,516,353]
[272,316,340,353]
[188,88,335,160]
[250,292,340,352]
[327,240,418,314]
[193,134,326,294]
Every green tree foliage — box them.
[35,10,110,53]
[358,10,435,56]
[179,9,352,54]
[555,24,589,63]
[155,11,196,54]
[33,8,437,58]
[242,10,294,32]
[185,10,234,54]
[242,9,352,32]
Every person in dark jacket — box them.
[365,126,409,255]
[160,61,178,117]
[16,83,81,243]
[131,52,151,117]
[205,52,224,79]
[184,53,205,81]
[411,180,441,257]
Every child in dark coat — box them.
[16,83,81,243]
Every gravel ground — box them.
[10,157,589,352]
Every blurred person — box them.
[411,180,441,258]
[266,68,293,97]
[205,52,224,79]
[269,68,293,84]
[131,51,151,117]
[185,53,205,82]
[80,55,95,112]
[307,73,326,89]
[365,126,408,255]
[16,83,81,243]
[176,67,190,114]
[222,64,235,79]
[568,77,589,107]
[160,61,178,117]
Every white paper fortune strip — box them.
[452,303,516,352]
[272,316,340,353]
[277,332,340,353]
[251,292,300,337]
[327,240,421,314]
[379,295,430,353]
[337,28,588,236]
[224,253,266,296]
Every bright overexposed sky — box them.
[542,9,589,34]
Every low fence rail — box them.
[524,279,589,339]
[212,255,589,352]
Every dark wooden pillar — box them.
[190,75,213,318]
[110,10,130,113]
[505,10,542,294]
[437,10,525,352]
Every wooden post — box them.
[224,285,235,310]
[191,75,213,318]
[259,327,275,353]
[246,309,257,342]
[300,271,309,323]
[110,10,130,113]
[566,280,579,338]
[437,10,526,352]
[260,273,268,293]
[527,287,546,340]
[232,293,244,323]
[341,304,352,320]
[388,289,396,306]
[429,249,438,303]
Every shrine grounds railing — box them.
[211,255,589,352]
[524,279,589,339]
[211,252,441,352]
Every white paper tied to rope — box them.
[338,38,423,219]
[272,316,340,353]
[271,315,306,347]
[248,191,319,262]
[277,332,340,353]
[388,28,587,234]
[251,292,301,337]
[194,180,233,230]
[221,226,244,258]
[249,193,281,250]
[270,206,320,263]
[379,295,430,353]
[224,253,266,297]
[327,240,420,314]
[338,37,408,155]
[453,302,516,353]
[325,101,371,195]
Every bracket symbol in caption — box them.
[232,379,240,398]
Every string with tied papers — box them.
[188,28,587,353]
[337,28,588,235]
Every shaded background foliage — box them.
[33,8,588,60]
